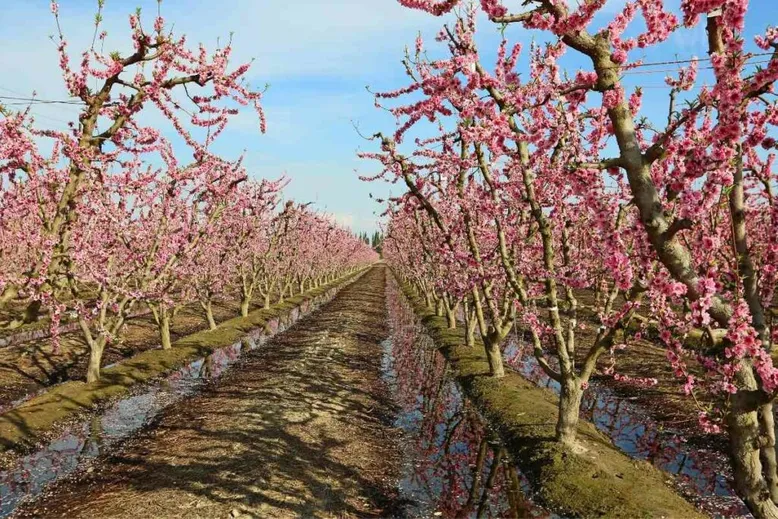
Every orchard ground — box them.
[11,266,403,519]
[1,264,724,518]
[0,290,295,412]
[0,282,732,452]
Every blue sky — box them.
[0,1,775,233]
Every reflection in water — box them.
[385,274,752,518]
[0,336,258,518]
[385,277,554,519]
[0,289,333,518]
[503,333,748,518]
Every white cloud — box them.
[330,212,381,234]
[332,212,355,228]
[208,0,443,80]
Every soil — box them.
[12,265,402,519]
[0,295,277,410]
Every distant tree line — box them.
[357,231,384,254]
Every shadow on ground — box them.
[14,266,403,519]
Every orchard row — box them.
[0,4,376,383]
[361,1,778,517]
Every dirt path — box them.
[14,266,402,519]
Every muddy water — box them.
[0,288,335,518]
[384,277,555,519]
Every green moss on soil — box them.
[0,269,367,458]
[397,278,705,519]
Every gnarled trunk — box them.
[86,337,106,383]
[203,299,217,330]
[556,378,583,447]
[729,402,778,517]
[759,403,778,503]
[483,333,505,378]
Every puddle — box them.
[384,278,555,518]
[0,287,339,518]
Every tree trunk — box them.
[86,339,105,382]
[435,297,444,317]
[446,307,457,329]
[466,315,477,348]
[159,310,172,350]
[463,303,476,347]
[483,334,505,378]
[240,294,251,317]
[556,378,583,447]
[594,277,603,306]
[724,360,778,518]
[443,294,458,328]
[759,403,778,504]
[729,394,778,518]
[204,300,217,330]
[263,292,271,310]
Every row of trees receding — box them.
[0,4,377,383]
[361,1,778,517]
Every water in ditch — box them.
[0,295,328,518]
[502,339,748,518]
[384,277,555,519]
[385,274,753,518]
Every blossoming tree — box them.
[380,0,778,515]
[0,4,378,385]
